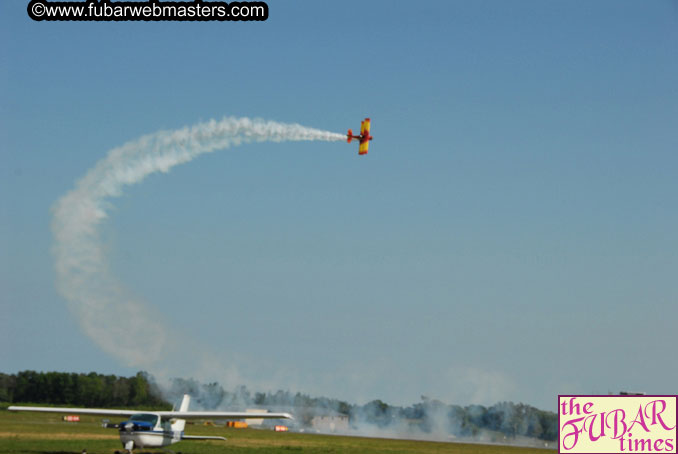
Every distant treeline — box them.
[359,398,558,441]
[0,371,169,409]
[166,378,558,441]
[1,371,557,441]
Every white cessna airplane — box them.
[9,394,293,452]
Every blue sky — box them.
[1,0,677,411]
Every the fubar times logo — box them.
[559,396,677,454]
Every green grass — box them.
[0,409,551,454]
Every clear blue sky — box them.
[1,0,676,411]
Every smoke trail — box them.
[51,116,345,367]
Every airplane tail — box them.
[171,394,191,432]
[347,129,353,143]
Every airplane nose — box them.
[124,422,134,432]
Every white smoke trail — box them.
[51,116,345,367]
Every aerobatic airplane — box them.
[347,117,373,155]
[9,394,292,453]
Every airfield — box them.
[0,407,553,454]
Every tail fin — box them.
[178,394,190,412]
[347,129,353,143]
[171,394,190,432]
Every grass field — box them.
[0,409,552,454]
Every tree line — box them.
[165,378,558,441]
[378,399,558,441]
[0,371,168,409]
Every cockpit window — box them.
[130,413,159,426]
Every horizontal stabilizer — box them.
[182,435,227,441]
[167,411,293,420]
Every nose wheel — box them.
[114,440,135,453]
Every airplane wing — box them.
[361,118,370,136]
[359,140,369,155]
[8,405,138,417]
[8,407,292,420]
[157,411,293,420]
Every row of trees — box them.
[0,371,168,409]
[163,379,557,441]
[393,399,557,440]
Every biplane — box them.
[347,118,373,155]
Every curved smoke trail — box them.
[51,117,345,367]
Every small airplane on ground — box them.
[347,117,373,155]
[9,394,292,453]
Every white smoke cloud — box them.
[51,116,345,368]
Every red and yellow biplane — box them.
[347,118,373,155]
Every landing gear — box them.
[115,440,135,453]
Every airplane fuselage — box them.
[119,429,180,449]
[117,413,181,449]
